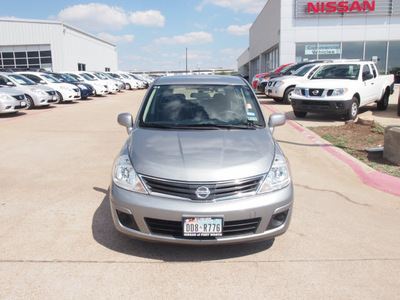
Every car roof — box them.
[154,75,247,86]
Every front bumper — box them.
[0,98,27,113]
[267,86,285,99]
[110,182,294,245]
[291,97,353,115]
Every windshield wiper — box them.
[140,122,179,129]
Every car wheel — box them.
[398,94,400,117]
[344,97,359,120]
[125,83,131,90]
[25,94,34,109]
[283,87,294,104]
[56,91,63,103]
[377,90,389,111]
[293,110,307,118]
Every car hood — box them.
[298,79,356,88]
[0,86,24,96]
[128,128,275,182]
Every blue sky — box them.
[1,0,268,71]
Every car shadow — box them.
[92,187,274,262]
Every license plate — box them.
[52,96,57,100]
[183,217,223,237]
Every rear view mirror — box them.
[118,113,134,134]
[6,82,15,86]
[268,113,286,134]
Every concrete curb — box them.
[262,104,400,198]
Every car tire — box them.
[344,97,359,121]
[25,94,34,109]
[397,94,400,117]
[125,83,131,90]
[56,91,63,103]
[377,90,389,111]
[293,110,307,118]
[283,87,294,104]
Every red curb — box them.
[263,104,400,197]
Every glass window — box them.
[296,43,317,62]
[16,58,27,65]
[388,41,400,74]
[15,52,26,58]
[365,42,387,73]
[27,51,39,58]
[28,58,40,65]
[342,42,364,60]
[40,50,51,57]
[40,57,52,64]
[317,43,341,59]
[2,52,14,59]
[312,64,360,80]
[3,59,14,66]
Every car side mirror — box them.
[6,82,15,86]
[118,113,134,134]
[268,113,286,134]
[40,80,47,84]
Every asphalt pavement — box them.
[0,88,399,299]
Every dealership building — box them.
[238,0,400,80]
[0,18,118,72]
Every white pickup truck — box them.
[290,61,395,120]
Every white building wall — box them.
[0,18,117,72]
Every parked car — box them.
[86,72,121,93]
[0,86,27,114]
[17,71,80,103]
[126,73,147,89]
[51,73,95,99]
[110,75,293,245]
[251,63,294,91]
[266,63,323,103]
[291,61,395,120]
[0,71,57,109]
[100,72,126,91]
[66,73,108,96]
[106,72,138,90]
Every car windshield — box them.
[80,73,96,81]
[311,64,360,80]
[292,64,316,76]
[42,74,62,83]
[139,84,265,129]
[8,74,35,85]
[68,74,83,82]
[59,74,78,82]
[94,73,107,80]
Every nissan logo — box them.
[195,186,210,199]
[312,90,319,96]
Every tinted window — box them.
[27,51,39,58]
[40,51,51,57]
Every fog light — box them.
[6,106,11,109]
[267,210,289,230]
[336,102,344,109]
[116,210,139,231]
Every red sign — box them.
[307,1,375,13]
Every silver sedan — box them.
[110,75,294,245]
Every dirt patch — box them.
[309,122,400,178]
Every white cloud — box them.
[196,0,267,14]
[58,3,129,31]
[97,32,134,43]
[226,23,251,36]
[154,32,213,45]
[129,10,165,27]
[123,54,142,60]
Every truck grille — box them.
[140,175,264,201]
[145,217,261,238]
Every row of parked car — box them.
[0,69,154,114]
[252,60,397,120]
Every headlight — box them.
[294,87,302,95]
[30,88,46,95]
[113,155,147,193]
[0,93,11,100]
[331,88,348,96]
[258,154,291,193]
[78,84,87,90]
[60,86,73,92]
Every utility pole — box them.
[186,48,188,74]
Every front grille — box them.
[140,175,264,201]
[302,100,330,107]
[309,89,324,96]
[145,217,261,238]
[46,91,56,95]
[12,95,25,100]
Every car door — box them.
[360,64,375,104]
